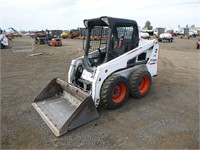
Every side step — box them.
[32,78,99,137]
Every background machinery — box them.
[34,31,49,44]
[180,28,190,39]
[32,16,159,137]
[197,38,200,49]
[34,30,62,46]
[48,30,63,46]
[8,27,22,37]
[154,27,165,38]
[48,37,62,46]
[0,29,9,49]
[158,33,173,42]
[139,32,151,39]
[69,29,80,39]
[61,31,69,39]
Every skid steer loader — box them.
[32,16,159,137]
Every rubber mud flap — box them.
[32,78,99,137]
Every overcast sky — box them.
[1,0,199,31]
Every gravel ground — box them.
[1,36,199,149]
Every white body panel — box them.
[68,39,159,107]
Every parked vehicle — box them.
[166,30,174,36]
[180,28,190,39]
[69,29,80,39]
[189,31,196,37]
[158,33,173,42]
[48,37,62,46]
[61,31,69,39]
[139,32,150,39]
[0,33,9,49]
[35,34,49,44]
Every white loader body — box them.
[68,38,159,106]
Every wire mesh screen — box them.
[88,26,109,58]
[104,25,135,60]
[115,26,134,53]
[116,26,133,40]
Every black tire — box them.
[129,69,152,98]
[100,74,129,109]
[197,45,199,49]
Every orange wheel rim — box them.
[112,82,126,103]
[138,75,149,94]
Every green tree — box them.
[143,21,153,30]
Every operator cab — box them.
[83,16,139,72]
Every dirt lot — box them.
[1,36,199,149]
